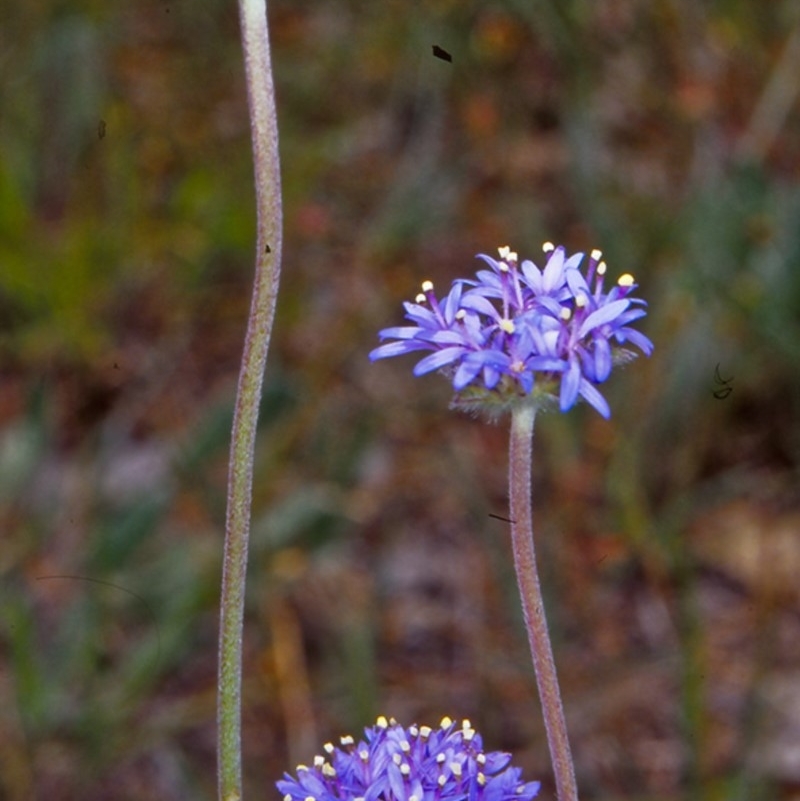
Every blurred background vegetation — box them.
[1,0,800,799]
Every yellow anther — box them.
[400,740,411,753]
[341,735,354,746]
[438,776,447,788]
[359,749,369,761]
[575,294,588,308]
[400,764,410,776]
[421,280,434,293]
[313,756,325,767]
[376,715,389,728]
[440,716,453,729]
[455,309,466,321]
[477,754,486,765]
[560,307,572,321]
[415,293,426,304]
[590,248,602,261]
[597,261,607,276]
[324,742,334,754]
[322,765,337,777]
[498,245,518,262]
[618,273,635,287]
[296,765,308,772]
[436,754,446,764]
[477,773,486,786]
[420,726,432,738]
[499,318,515,334]
[462,719,472,729]
[542,241,555,253]
[393,754,402,765]
[451,763,463,777]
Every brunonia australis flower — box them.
[277,716,541,801]
[370,244,653,418]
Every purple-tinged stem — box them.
[508,405,578,801]
[218,0,283,799]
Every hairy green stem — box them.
[218,0,282,799]
[508,406,578,801]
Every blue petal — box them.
[578,299,630,337]
[430,330,472,345]
[614,327,654,355]
[542,248,566,293]
[461,293,500,318]
[378,326,424,340]
[517,781,542,800]
[532,296,564,318]
[387,764,406,801]
[578,378,611,418]
[517,370,534,393]
[461,313,486,344]
[559,358,582,411]
[453,350,510,390]
[592,336,612,382]
[453,359,483,390]
[402,303,439,328]
[520,259,543,293]
[474,270,504,290]
[476,253,503,272]
[443,282,464,321]
[296,773,328,796]
[615,308,647,326]
[467,286,504,303]
[369,341,430,361]
[565,266,590,298]
[413,347,466,375]
[527,356,566,372]
[483,364,502,389]
[576,345,594,381]
[527,318,563,357]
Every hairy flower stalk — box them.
[220,1,282,799]
[509,405,576,801]
[370,244,653,800]
[278,717,541,801]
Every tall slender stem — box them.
[508,406,578,801]
[218,1,283,799]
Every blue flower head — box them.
[370,244,653,418]
[277,716,541,801]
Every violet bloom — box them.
[277,716,541,801]
[370,244,653,418]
